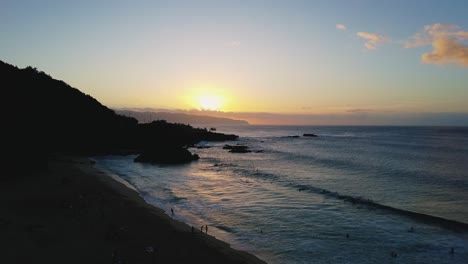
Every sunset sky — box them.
[1,0,467,124]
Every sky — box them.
[1,0,467,125]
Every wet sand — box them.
[0,156,266,264]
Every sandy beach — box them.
[0,156,266,264]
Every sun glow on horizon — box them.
[197,94,223,110]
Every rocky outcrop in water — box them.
[134,147,199,164]
[223,144,251,153]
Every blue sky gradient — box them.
[1,0,467,124]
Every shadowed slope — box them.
[1,60,237,176]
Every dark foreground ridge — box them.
[1,59,238,175]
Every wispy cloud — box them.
[228,40,241,48]
[405,23,468,67]
[357,32,391,50]
[336,24,346,31]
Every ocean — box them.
[94,126,468,264]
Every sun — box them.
[198,95,223,110]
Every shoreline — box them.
[0,156,267,264]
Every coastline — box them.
[0,156,267,264]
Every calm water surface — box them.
[95,126,468,264]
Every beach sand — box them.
[0,156,266,264]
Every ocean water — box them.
[94,126,468,264]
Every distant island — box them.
[116,109,249,126]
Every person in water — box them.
[171,208,174,216]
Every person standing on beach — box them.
[171,208,174,216]
[205,225,208,234]
[200,225,204,232]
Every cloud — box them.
[405,23,468,67]
[228,40,241,48]
[336,24,346,31]
[357,32,391,50]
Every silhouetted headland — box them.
[0,59,265,264]
[132,120,237,164]
[1,60,238,174]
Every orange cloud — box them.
[357,32,391,50]
[336,24,346,31]
[406,23,468,67]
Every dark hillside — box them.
[1,60,237,177]
[1,61,137,154]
